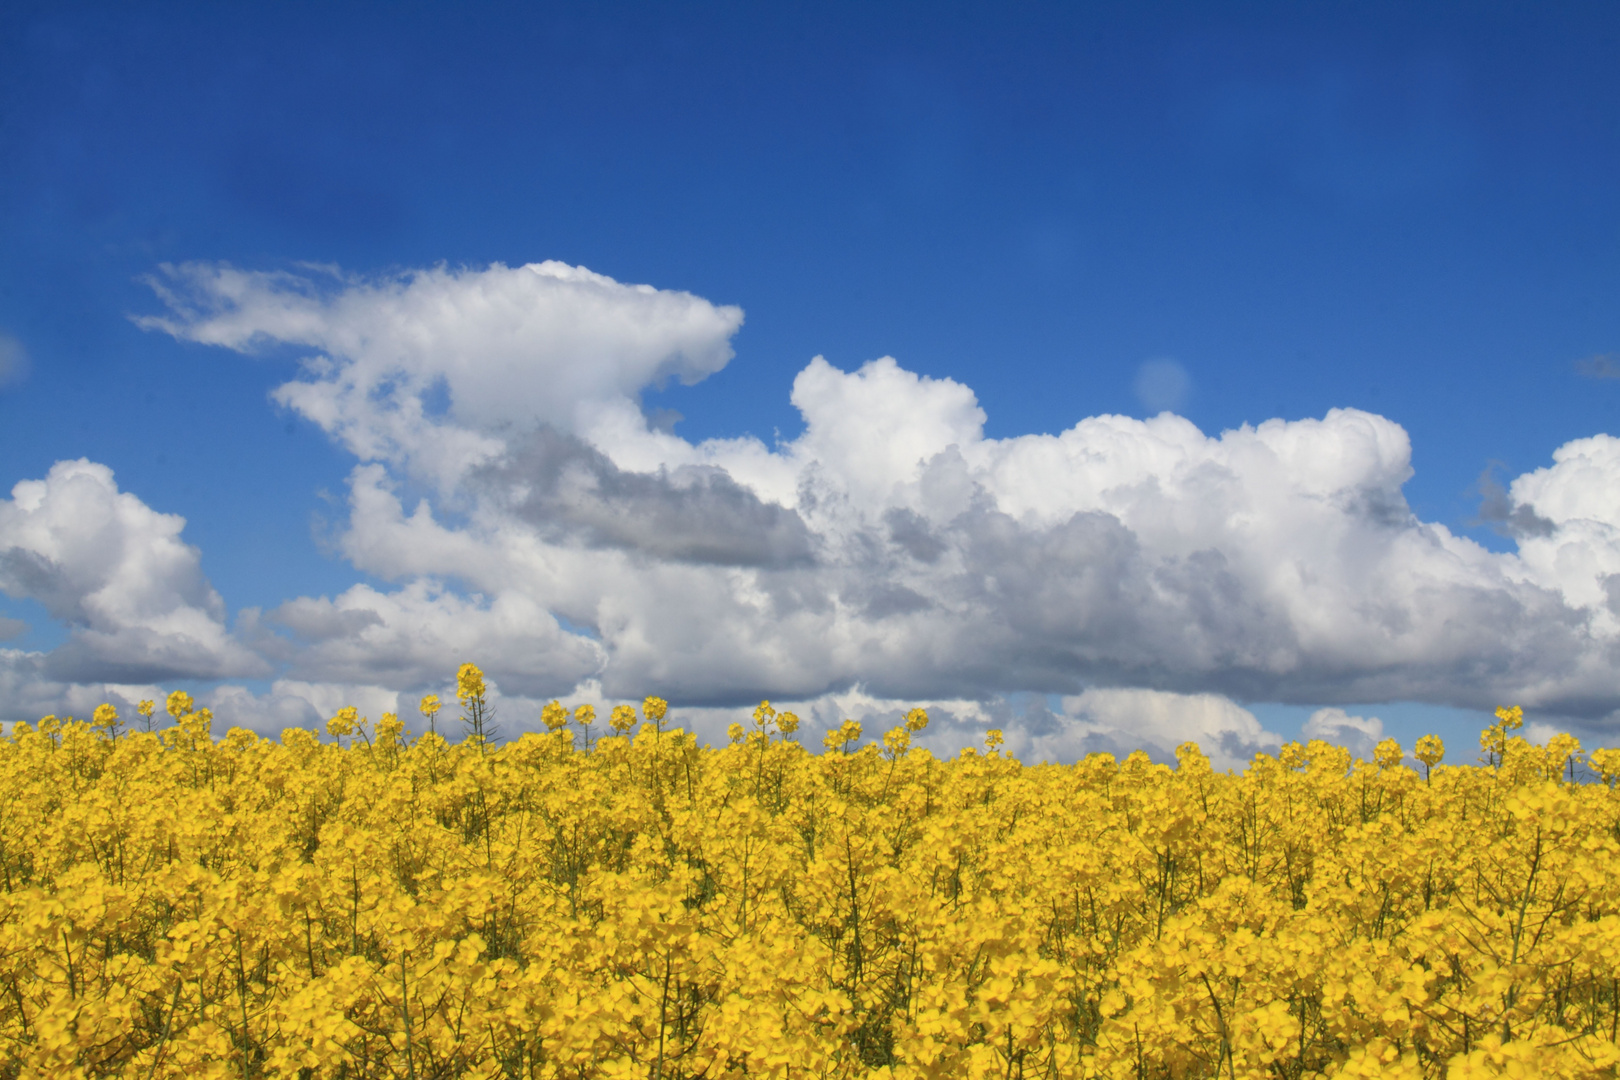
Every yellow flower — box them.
[166,689,194,720]
[823,718,863,752]
[1590,746,1620,787]
[642,696,668,723]
[456,663,486,704]
[574,704,595,726]
[1481,705,1527,766]
[9,661,1619,1078]
[326,706,358,738]
[904,707,930,732]
[541,701,569,732]
[1373,738,1404,770]
[883,726,911,759]
[86,703,122,742]
[1545,731,1582,781]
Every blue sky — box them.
[1,1,1618,763]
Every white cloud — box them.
[1302,707,1385,761]
[201,682,328,734]
[784,356,987,511]
[565,684,1282,773]
[0,647,165,727]
[333,351,1598,717]
[0,460,264,685]
[1056,688,1280,771]
[1508,434,1620,620]
[138,261,744,490]
[264,577,603,696]
[0,256,1591,752]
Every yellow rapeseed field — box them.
[2,664,1618,1078]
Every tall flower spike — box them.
[572,704,597,750]
[456,663,494,747]
[1414,734,1444,782]
[91,703,120,739]
[456,663,486,704]
[419,693,442,737]
[1482,705,1524,766]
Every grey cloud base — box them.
[477,427,816,569]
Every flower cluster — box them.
[1,676,1618,1077]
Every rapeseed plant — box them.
[0,673,1616,1077]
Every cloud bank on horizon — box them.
[4,259,1619,767]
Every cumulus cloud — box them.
[136,261,744,490]
[0,460,265,687]
[0,647,162,727]
[1476,464,1557,540]
[1503,435,1620,675]
[914,687,1286,772]
[1061,688,1280,769]
[0,255,1596,750]
[262,578,603,697]
[653,685,1282,772]
[1301,707,1385,761]
[475,428,815,568]
[302,349,1618,722]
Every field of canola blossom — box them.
[2,664,1620,1079]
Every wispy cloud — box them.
[1134,357,1191,414]
[0,333,29,390]
[1576,353,1620,380]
